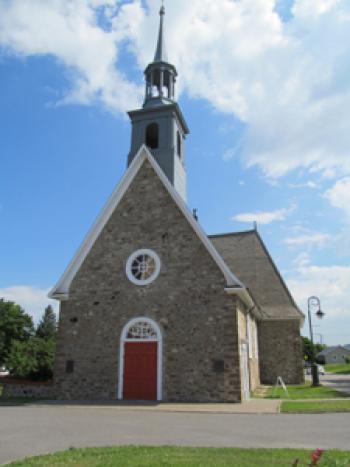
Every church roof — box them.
[210,230,304,321]
[49,146,253,305]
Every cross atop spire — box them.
[154,2,168,63]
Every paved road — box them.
[1,405,350,465]
[321,373,350,395]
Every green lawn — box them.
[7,446,350,467]
[282,400,350,413]
[325,363,350,375]
[265,382,346,399]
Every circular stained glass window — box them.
[126,249,161,285]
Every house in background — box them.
[317,346,350,364]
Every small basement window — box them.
[146,123,159,149]
[66,360,74,374]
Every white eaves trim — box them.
[49,145,244,300]
[225,287,255,310]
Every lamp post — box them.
[314,333,323,345]
[307,296,325,387]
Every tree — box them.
[0,298,34,365]
[36,305,57,340]
[302,336,326,362]
[6,337,55,380]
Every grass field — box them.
[282,400,350,413]
[325,363,350,375]
[7,446,350,467]
[264,382,345,399]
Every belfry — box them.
[127,5,189,201]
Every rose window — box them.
[126,249,161,285]
[131,254,156,281]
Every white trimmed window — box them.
[253,320,259,359]
[126,249,161,286]
[247,314,253,359]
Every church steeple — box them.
[154,4,167,62]
[127,2,189,202]
[143,4,177,108]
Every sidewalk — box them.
[13,398,281,414]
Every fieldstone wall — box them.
[1,379,54,399]
[54,159,242,402]
[258,319,304,384]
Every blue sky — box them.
[1,0,350,345]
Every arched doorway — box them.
[118,317,162,401]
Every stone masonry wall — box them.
[54,159,242,402]
[1,379,54,399]
[258,319,304,384]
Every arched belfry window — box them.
[146,123,159,149]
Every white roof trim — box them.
[49,145,244,300]
[225,287,255,309]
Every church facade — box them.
[49,6,304,402]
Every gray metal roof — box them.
[318,345,350,356]
[154,5,168,62]
[209,230,304,320]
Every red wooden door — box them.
[123,342,157,400]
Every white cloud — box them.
[232,204,295,225]
[0,0,142,113]
[284,232,331,247]
[1,0,350,180]
[293,0,341,18]
[287,263,350,344]
[0,286,58,324]
[292,252,311,268]
[325,177,350,219]
[130,0,350,179]
[288,181,318,189]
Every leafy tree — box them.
[5,337,55,380]
[0,298,34,365]
[302,336,326,362]
[36,305,57,340]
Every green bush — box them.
[6,337,55,381]
[0,299,34,365]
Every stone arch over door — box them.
[118,317,162,401]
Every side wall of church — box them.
[53,160,242,402]
[258,319,304,384]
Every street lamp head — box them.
[316,309,325,319]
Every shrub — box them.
[5,337,55,381]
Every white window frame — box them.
[246,314,253,359]
[117,317,162,401]
[126,249,161,286]
[253,319,259,359]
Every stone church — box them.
[49,6,304,402]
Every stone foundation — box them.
[0,378,54,399]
